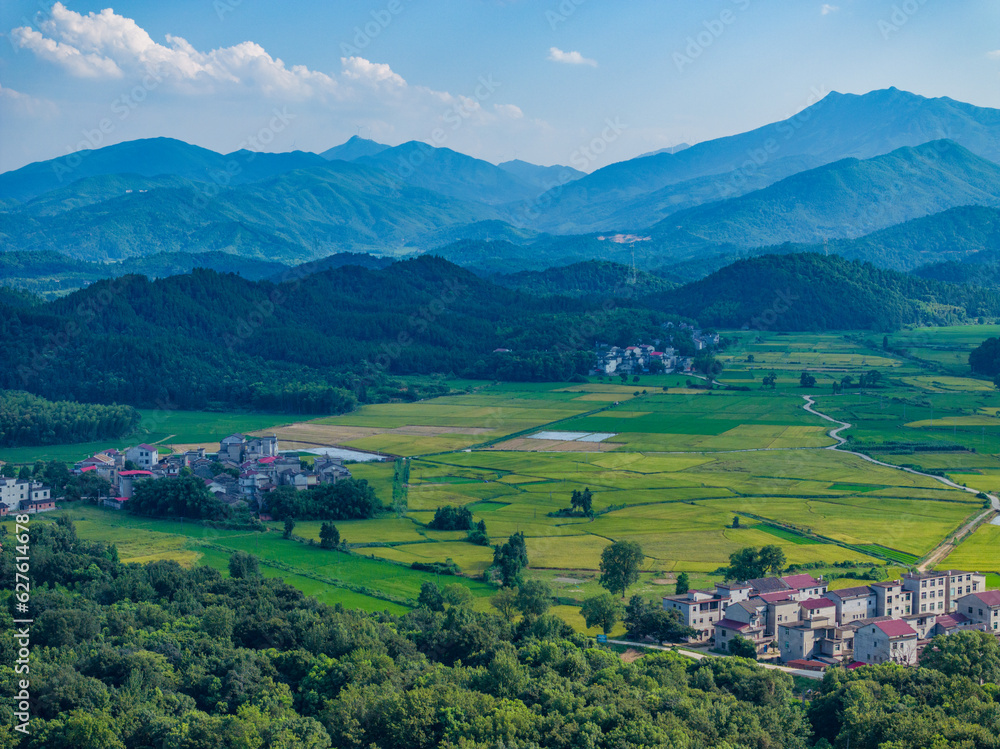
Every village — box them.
[664,569,1000,670]
[594,324,719,376]
[0,433,355,516]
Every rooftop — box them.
[973,590,1000,607]
[828,585,873,599]
[782,574,824,589]
[745,577,792,594]
[874,620,917,638]
[715,618,751,631]
[800,597,835,610]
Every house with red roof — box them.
[956,590,1000,633]
[854,619,918,665]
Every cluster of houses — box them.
[663,570,999,668]
[0,477,55,515]
[70,433,352,511]
[595,325,719,376]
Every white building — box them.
[125,443,160,470]
[853,620,918,665]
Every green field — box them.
[14,327,1000,632]
[938,522,1000,573]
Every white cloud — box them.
[547,47,598,67]
[0,84,58,117]
[3,3,564,168]
[494,103,524,119]
[11,25,122,78]
[820,4,839,14]
[988,50,1000,59]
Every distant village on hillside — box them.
[0,433,357,517]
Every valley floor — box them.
[6,325,1000,632]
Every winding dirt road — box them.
[801,395,998,570]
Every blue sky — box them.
[0,0,998,173]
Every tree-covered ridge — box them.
[492,260,676,298]
[0,519,997,748]
[0,250,288,298]
[0,390,139,448]
[0,256,670,411]
[649,253,1000,330]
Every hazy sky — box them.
[1,0,998,173]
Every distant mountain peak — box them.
[320,135,390,162]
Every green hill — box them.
[648,253,1000,330]
[493,260,675,298]
[649,141,1000,254]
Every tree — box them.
[732,515,740,528]
[228,551,260,579]
[515,579,552,618]
[761,372,777,389]
[266,479,382,521]
[18,466,31,480]
[129,475,228,520]
[442,583,474,608]
[799,371,816,388]
[493,532,529,587]
[467,519,489,546]
[675,572,690,595]
[417,581,445,611]
[758,544,786,575]
[725,547,762,581]
[921,630,1000,685]
[841,375,854,388]
[581,593,622,635]
[728,635,758,660]
[319,522,340,549]
[283,517,295,539]
[490,586,518,621]
[623,596,697,642]
[746,354,755,363]
[570,487,594,516]
[599,540,645,598]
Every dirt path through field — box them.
[801,395,999,570]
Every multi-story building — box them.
[826,585,877,624]
[854,620,918,665]
[871,580,912,618]
[125,443,160,470]
[956,590,1000,632]
[904,570,986,615]
[0,478,52,512]
[662,589,731,643]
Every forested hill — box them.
[647,253,1000,330]
[492,260,675,298]
[0,256,669,411]
[2,518,997,747]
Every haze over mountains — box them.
[1,87,1000,282]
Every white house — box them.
[854,620,918,665]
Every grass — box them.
[13,328,1000,632]
[938,523,1000,573]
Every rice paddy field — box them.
[9,327,1000,630]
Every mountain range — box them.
[1,87,1000,277]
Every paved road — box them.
[606,639,823,680]
[801,395,999,570]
